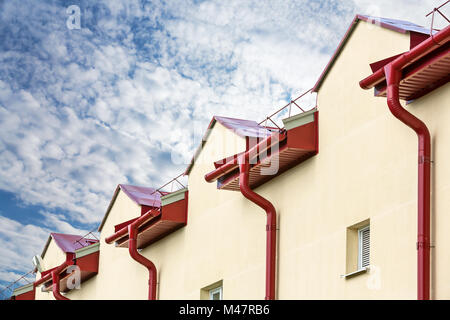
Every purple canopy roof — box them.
[98,184,164,232]
[184,115,274,175]
[214,116,273,139]
[118,184,162,207]
[358,15,432,35]
[41,233,98,257]
[50,233,98,253]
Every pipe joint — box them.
[419,156,432,164]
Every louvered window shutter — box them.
[359,226,370,269]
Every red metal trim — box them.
[34,253,74,288]
[410,32,431,49]
[370,53,404,73]
[14,289,35,300]
[205,131,287,183]
[114,217,139,233]
[105,210,160,244]
[373,44,450,100]
[360,25,450,89]
[128,222,157,300]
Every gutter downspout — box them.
[239,156,277,300]
[128,221,158,300]
[34,259,71,300]
[359,27,450,300]
[360,26,450,300]
[105,210,158,300]
[205,131,286,300]
[51,263,70,300]
[384,64,431,300]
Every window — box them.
[209,286,222,300]
[200,280,223,300]
[344,220,370,278]
[358,226,370,269]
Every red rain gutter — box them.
[34,270,53,288]
[205,131,286,300]
[105,209,159,244]
[205,131,287,183]
[360,25,450,300]
[105,210,159,300]
[360,25,450,90]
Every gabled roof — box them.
[184,116,274,175]
[98,184,163,232]
[41,233,98,258]
[312,14,432,93]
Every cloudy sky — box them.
[0,0,448,297]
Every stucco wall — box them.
[35,238,67,300]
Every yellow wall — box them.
[35,237,67,300]
[34,20,450,300]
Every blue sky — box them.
[0,0,448,297]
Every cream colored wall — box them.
[67,189,143,300]
[34,20,450,300]
[35,238,67,300]
[413,84,450,299]
[35,190,144,300]
[267,20,448,299]
[269,21,417,299]
[138,122,267,299]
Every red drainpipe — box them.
[34,258,72,300]
[105,209,158,300]
[51,263,70,301]
[384,64,431,300]
[205,131,286,300]
[359,26,450,299]
[239,157,277,300]
[128,221,158,300]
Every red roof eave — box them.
[360,25,450,93]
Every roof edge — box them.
[97,184,121,232]
[312,14,429,93]
[312,15,360,93]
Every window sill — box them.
[341,266,369,279]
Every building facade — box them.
[11,15,450,300]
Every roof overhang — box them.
[108,188,189,249]
[209,109,319,191]
[360,25,450,101]
[184,116,274,176]
[98,184,163,232]
[40,243,100,293]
